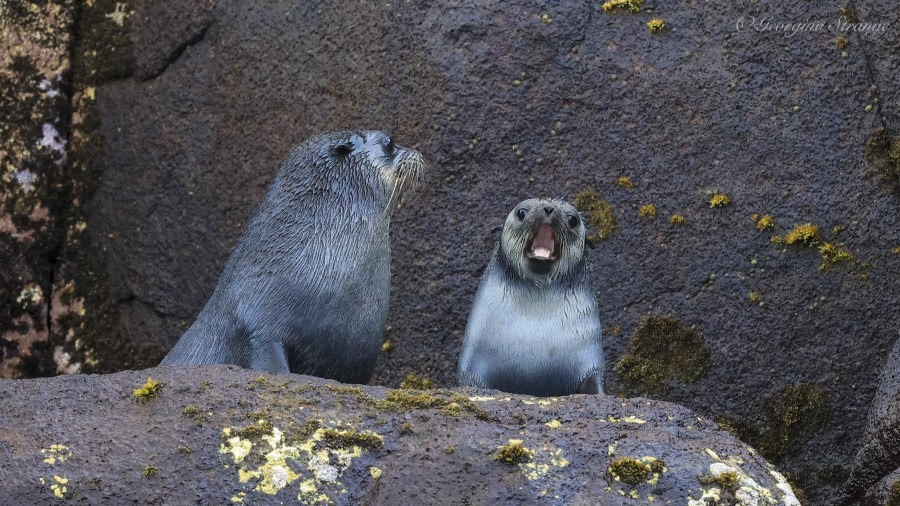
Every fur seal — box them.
[161,130,425,384]
[458,198,604,396]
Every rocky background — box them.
[0,365,801,505]
[1,1,898,503]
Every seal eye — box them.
[384,137,395,155]
[567,215,580,229]
[333,142,353,157]
[516,208,527,221]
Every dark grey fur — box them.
[458,198,604,396]
[161,130,424,383]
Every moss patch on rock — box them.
[495,439,533,464]
[574,190,616,241]
[864,127,900,187]
[614,316,711,395]
[400,373,434,390]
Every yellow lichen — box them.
[381,339,394,352]
[541,13,552,24]
[40,444,72,465]
[709,193,731,208]
[835,36,849,49]
[669,213,686,225]
[49,476,68,498]
[754,214,774,231]
[601,0,643,13]
[617,175,635,188]
[647,18,665,33]
[639,204,657,219]
[784,223,821,247]
[369,466,382,479]
[133,377,162,402]
[749,292,762,303]
[544,420,562,428]
[142,465,159,477]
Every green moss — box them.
[601,0,643,13]
[399,421,415,434]
[284,419,322,442]
[325,384,369,402]
[699,470,740,489]
[181,404,208,425]
[141,465,159,478]
[669,214,686,226]
[709,193,731,208]
[818,242,855,270]
[233,418,274,439]
[133,377,162,402]
[647,18,666,33]
[608,457,651,486]
[835,36,849,50]
[378,390,447,410]
[400,374,435,390]
[617,176,635,188]
[785,223,821,247]
[574,190,616,240]
[638,204,657,219]
[757,384,831,462]
[864,127,900,187]
[444,446,456,454]
[320,428,384,450]
[614,316,710,395]
[495,439,534,464]
[753,213,775,231]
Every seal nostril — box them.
[544,207,553,216]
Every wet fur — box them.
[458,198,605,396]
[161,130,424,383]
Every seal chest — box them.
[160,130,425,384]
[458,198,605,396]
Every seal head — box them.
[161,130,424,384]
[458,198,604,396]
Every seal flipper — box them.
[248,336,291,374]
[577,367,605,395]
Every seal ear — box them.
[585,237,595,250]
[332,142,353,157]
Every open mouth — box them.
[525,223,557,261]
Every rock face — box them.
[1,1,898,502]
[842,334,900,504]
[0,1,75,377]
[0,366,800,505]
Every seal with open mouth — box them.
[160,130,425,383]
[457,198,605,396]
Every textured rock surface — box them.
[0,0,75,377]
[0,366,800,505]
[842,333,900,503]
[1,1,898,502]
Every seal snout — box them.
[526,223,557,261]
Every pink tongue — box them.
[532,224,555,258]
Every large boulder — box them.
[0,365,800,504]
[1,1,898,502]
[841,334,900,503]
